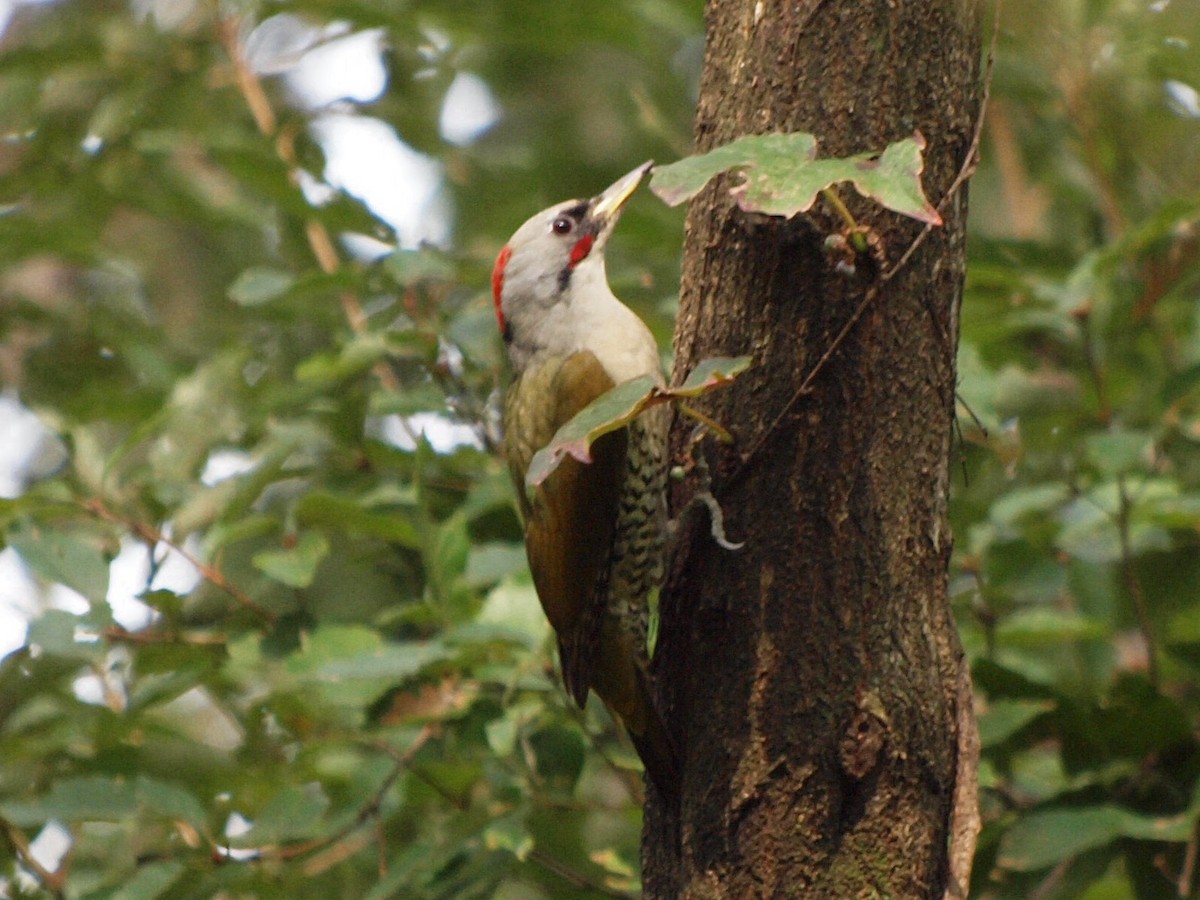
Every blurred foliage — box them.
[0,0,1197,897]
[958,1,1200,897]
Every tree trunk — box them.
[645,2,982,897]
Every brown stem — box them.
[1178,821,1198,898]
[216,14,399,393]
[224,728,434,864]
[942,648,982,900]
[103,625,226,646]
[1,816,67,896]
[527,847,639,900]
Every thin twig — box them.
[271,732,429,861]
[1178,821,1198,898]
[102,625,226,646]
[734,282,879,474]
[527,847,639,900]
[81,498,276,624]
[1,816,67,897]
[1029,856,1071,900]
[216,14,400,393]
[220,728,434,864]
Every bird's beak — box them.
[591,161,654,224]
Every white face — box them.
[492,200,604,343]
[491,163,653,350]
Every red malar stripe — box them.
[491,244,513,334]
[568,233,594,268]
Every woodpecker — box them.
[493,162,678,798]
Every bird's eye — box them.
[551,216,574,235]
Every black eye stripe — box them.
[550,201,590,238]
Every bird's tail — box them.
[623,669,681,804]
[581,618,680,802]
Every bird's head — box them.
[492,162,652,365]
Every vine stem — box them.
[732,0,999,481]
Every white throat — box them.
[507,256,661,385]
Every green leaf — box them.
[0,776,137,826]
[295,332,390,385]
[26,609,98,659]
[651,133,942,224]
[1083,431,1152,476]
[9,523,110,604]
[1057,497,1171,564]
[464,541,527,587]
[252,531,329,588]
[652,132,817,208]
[525,356,751,489]
[384,248,456,284]
[843,135,944,226]
[313,641,450,681]
[485,709,520,757]
[110,860,185,900]
[235,783,330,845]
[483,813,533,860]
[997,608,1110,646]
[988,483,1071,529]
[529,723,586,786]
[291,624,382,665]
[474,578,549,647]
[675,355,753,395]
[429,513,470,591]
[525,375,657,488]
[296,491,422,548]
[997,805,1193,872]
[135,776,208,829]
[978,699,1054,748]
[291,625,450,683]
[227,267,295,306]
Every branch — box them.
[528,847,639,900]
[215,14,400,394]
[102,625,226,646]
[217,728,434,865]
[80,498,276,625]
[1179,821,1198,898]
[0,816,67,897]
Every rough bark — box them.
[645,1,981,897]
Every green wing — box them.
[503,351,626,706]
